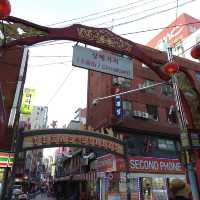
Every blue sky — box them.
[8,0,200,128]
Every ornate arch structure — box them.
[1,16,200,129]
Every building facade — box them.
[86,13,200,200]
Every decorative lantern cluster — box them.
[0,0,11,19]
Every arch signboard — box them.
[2,16,200,131]
[18,128,125,156]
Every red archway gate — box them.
[2,15,200,131]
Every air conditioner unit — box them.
[141,112,149,119]
[133,111,149,119]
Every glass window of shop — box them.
[157,139,176,151]
[141,177,168,200]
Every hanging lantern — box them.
[0,0,11,19]
[191,44,200,59]
[163,62,179,75]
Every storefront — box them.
[96,154,186,200]
[0,152,14,198]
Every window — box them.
[146,104,159,121]
[161,84,173,97]
[143,80,155,94]
[158,139,176,151]
[113,76,131,88]
[196,72,200,82]
[166,106,177,124]
[173,40,184,56]
[122,101,132,116]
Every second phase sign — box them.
[72,45,133,79]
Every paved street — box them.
[33,194,56,200]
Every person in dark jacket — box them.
[169,179,192,200]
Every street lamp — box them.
[163,47,200,200]
[0,0,11,19]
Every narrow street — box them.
[32,194,56,200]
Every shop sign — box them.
[72,45,133,79]
[22,133,124,155]
[116,156,185,174]
[114,95,122,119]
[96,154,116,172]
[129,157,185,173]
[0,152,14,168]
[21,88,35,114]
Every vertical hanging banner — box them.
[115,95,122,119]
[21,88,35,114]
[72,45,133,79]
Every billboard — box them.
[72,45,133,79]
[21,88,35,114]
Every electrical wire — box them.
[106,0,195,29]
[120,21,200,36]
[29,0,196,48]
[96,0,177,27]
[47,0,152,26]
[46,68,74,105]
[28,61,71,68]
[67,0,160,26]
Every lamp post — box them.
[164,47,200,200]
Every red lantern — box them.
[0,0,11,19]
[163,62,179,75]
[191,44,200,59]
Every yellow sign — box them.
[21,88,35,114]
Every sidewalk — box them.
[33,194,56,200]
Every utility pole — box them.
[166,47,200,199]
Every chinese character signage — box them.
[22,133,124,155]
[114,95,122,118]
[72,45,133,79]
[21,88,35,114]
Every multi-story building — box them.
[30,106,48,129]
[16,105,48,189]
[86,13,200,200]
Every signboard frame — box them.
[72,45,133,79]
[19,128,125,156]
